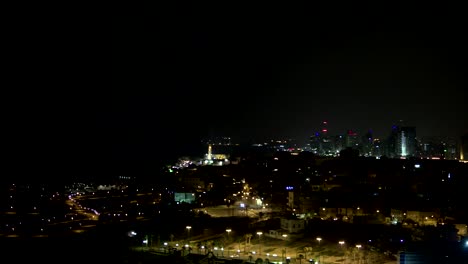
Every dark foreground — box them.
[1,225,130,264]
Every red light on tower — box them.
[322,121,328,133]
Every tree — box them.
[298,254,304,264]
[245,234,252,244]
[303,247,313,259]
[245,234,253,253]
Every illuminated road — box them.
[65,193,99,233]
[199,205,271,218]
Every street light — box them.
[186,226,191,242]
[257,232,263,256]
[226,229,232,255]
[317,237,322,260]
[281,236,287,263]
[355,244,362,263]
[338,241,345,263]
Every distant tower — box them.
[320,121,333,156]
[207,144,212,160]
[386,124,399,158]
[322,121,328,132]
[310,132,321,154]
[396,127,417,157]
[345,130,359,148]
[362,129,373,156]
[461,132,468,161]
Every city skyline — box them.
[3,3,468,263]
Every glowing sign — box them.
[286,186,294,190]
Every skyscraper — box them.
[396,127,417,158]
[334,135,345,154]
[310,132,321,155]
[385,125,400,158]
[345,130,359,149]
[319,121,333,156]
[461,132,468,161]
[362,129,373,156]
[310,121,334,156]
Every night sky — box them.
[7,3,468,178]
[111,4,466,152]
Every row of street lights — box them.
[182,227,363,263]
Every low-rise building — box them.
[280,218,305,233]
[407,210,438,226]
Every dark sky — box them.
[110,3,466,153]
[7,3,468,178]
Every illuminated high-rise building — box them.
[461,132,468,161]
[372,138,382,157]
[345,130,359,149]
[310,121,333,156]
[362,129,373,156]
[319,121,333,156]
[438,138,458,160]
[207,144,212,160]
[334,135,345,153]
[396,127,417,158]
[310,132,321,154]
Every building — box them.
[344,130,359,149]
[396,127,417,158]
[361,130,373,157]
[280,218,305,233]
[406,210,438,226]
[310,121,334,156]
[334,135,345,154]
[461,132,468,161]
[385,124,400,158]
[202,143,230,166]
[444,140,458,160]
[310,132,321,155]
[372,138,382,157]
